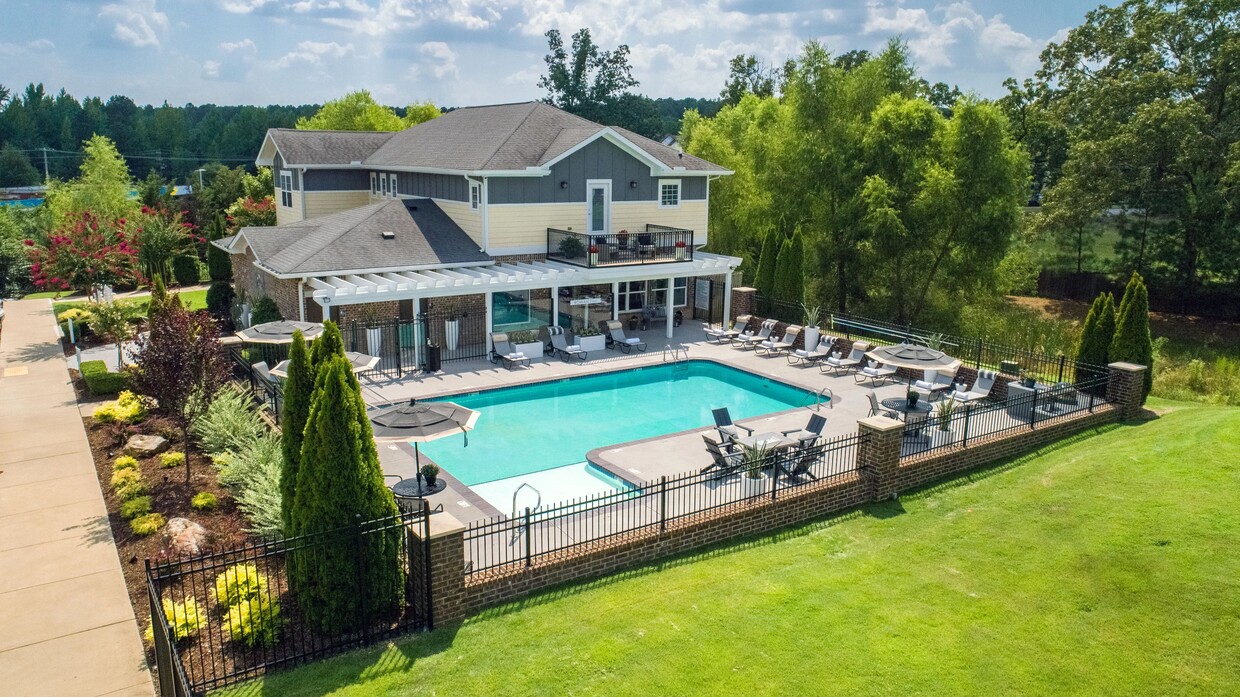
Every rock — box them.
[164,518,208,557]
[123,434,169,457]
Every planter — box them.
[931,428,955,447]
[365,327,383,357]
[803,326,820,352]
[589,252,599,265]
[577,334,606,353]
[675,246,686,260]
[739,473,766,498]
[444,319,460,351]
[513,341,544,360]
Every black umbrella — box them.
[369,398,479,473]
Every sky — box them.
[1,0,1101,108]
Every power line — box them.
[9,147,255,163]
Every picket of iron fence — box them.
[463,433,866,576]
[899,375,1112,459]
[345,313,489,378]
[146,507,433,696]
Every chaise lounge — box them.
[734,319,776,349]
[788,335,839,366]
[604,320,647,353]
[489,332,532,370]
[546,326,585,361]
[822,342,869,376]
[758,325,802,357]
[855,360,898,386]
[913,369,956,402]
[952,369,997,403]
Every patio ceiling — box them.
[305,251,740,305]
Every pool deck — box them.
[363,322,921,521]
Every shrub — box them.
[171,254,200,286]
[206,281,235,323]
[1111,272,1154,401]
[224,596,281,648]
[214,563,269,607]
[110,468,142,491]
[112,455,139,471]
[191,387,264,456]
[250,296,282,325]
[191,492,218,511]
[120,495,153,519]
[130,513,166,536]
[230,433,284,539]
[80,360,129,395]
[143,596,204,644]
[93,390,149,424]
[160,452,185,469]
[58,307,93,338]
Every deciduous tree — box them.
[295,90,438,131]
[538,28,638,124]
[25,211,141,293]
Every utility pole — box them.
[195,168,206,189]
[42,147,49,181]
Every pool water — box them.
[420,361,816,486]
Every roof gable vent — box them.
[381,231,395,240]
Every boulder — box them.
[123,434,169,458]
[164,518,208,557]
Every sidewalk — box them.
[0,300,154,696]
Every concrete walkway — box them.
[0,300,154,696]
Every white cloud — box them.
[0,39,56,55]
[274,40,354,68]
[202,60,221,79]
[220,38,257,53]
[416,41,459,79]
[219,0,271,14]
[863,1,1043,74]
[321,0,503,36]
[100,0,169,48]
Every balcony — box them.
[546,224,694,269]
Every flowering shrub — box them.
[25,211,141,292]
[225,196,276,230]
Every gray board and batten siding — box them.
[488,138,707,204]
[303,169,371,192]
[273,153,299,191]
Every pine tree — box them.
[289,355,403,633]
[755,231,780,299]
[279,330,313,534]
[1110,272,1154,402]
[772,232,804,305]
[1074,291,1115,390]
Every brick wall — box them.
[730,287,756,321]
[230,249,302,321]
[336,301,401,326]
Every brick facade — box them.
[230,249,303,321]
[730,286,756,322]
[858,416,905,500]
[1106,362,1147,420]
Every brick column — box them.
[857,416,905,501]
[418,512,468,626]
[730,286,756,322]
[1106,362,1148,420]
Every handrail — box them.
[802,386,834,411]
[663,343,689,364]
[511,482,541,520]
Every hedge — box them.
[80,360,130,395]
[171,255,201,286]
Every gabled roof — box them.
[257,102,730,175]
[221,199,491,277]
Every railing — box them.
[145,507,432,696]
[463,433,865,575]
[225,346,283,424]
[899,375,1111,459]
[547,224,694,268]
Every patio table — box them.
[734,432,797,451]
[880,397,933,421]
[391,476,446,498]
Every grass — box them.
[1031,219,1123,274]
[52,288,208,317]
[220,400,1240,696]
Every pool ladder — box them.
[511,483,542,541]
[803,386,833,412]
[663,343,690,370]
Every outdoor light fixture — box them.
[630,180,638,188]
[560,180,568,189]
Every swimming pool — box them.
[419,361,817,486]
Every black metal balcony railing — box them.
[547,224,694,268]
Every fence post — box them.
[1030,388,1038,430]
[962,405,972,447]
[523,507,532,568]
[1089,388,1096,413]
[353,514,371,646]
[974,338,983,369]
[857,417,904,501]
[658,476,667,533]
[770,450,780,502]
[1057,354,1066,383]
[146,561,174,697]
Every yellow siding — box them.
[276,195,302,225]
[611,201,708,244]
[487,203,584,252]
[437,198,485,247]
[303,191,370,220]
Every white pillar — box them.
[665,275,675,339]
[297,280,306,321]
[551,286,559,327]
[484,292,493,354]
[723,268,733,327]
[612,281,620,321]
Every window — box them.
[279,170,293,208]
[617,281,646,312]
[651,278,688,308]
[470,182,481,210]
[381,173,390,197]
[389,173,399,196]
[370,172,378,195]
[658,179,681,208]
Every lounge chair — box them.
[914,369,956,402]
[781,413,826,448]
[252,361,277,385]
[547,326,585,362]
[952,369,997,403]
[705,316,745,344]
[867,391,899,419]
[734,319,776,349]
[821,341,868,375]
[788,335,838,366]
[759,325,801,357]
[779,444,821,485]
[855,360,898,386]
[604,320,647,353]
[489,332,531,370]
[700,434,744,480]
[712,407,754,447]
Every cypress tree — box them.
[279,330,313,534]
[310,320,346,372]
[773,232,804,305]
[1110,272,1154,401]
[1074,291,1115,390]
[289,354,403,633]
[755,231,780,299]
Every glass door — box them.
[586,180,611,235]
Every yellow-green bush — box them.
[119,495,152,519]
[160,452,185,469]
[112,455,140,471]
[110,468,142,491]
[191,492,218,511]
[224,596,281,647]
[92,391,148,424]
[130,513,165,536]
[143,597,204,644]
[214,563,269,607]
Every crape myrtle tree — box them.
[130,290,229,482]
[1111,272,1154,401]
[25,211,141,293]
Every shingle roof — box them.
[235,199,491,276]
[268,129,395,166]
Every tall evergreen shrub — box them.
[773,232,804,305]
[1110,272,1154,402]
[755,231,780,299]
[206,214,233,282]
[1074,291,1115,390]
[309,320,346,371]
[279,331,313,534]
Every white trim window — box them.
[651,278,688,308]
[470,181,481,211]
[388,173,399,197]
[370,172,378,196]
[381,172,390,197]
[617,280,646,312]
[658,179,681,208]
[279,170,293,208]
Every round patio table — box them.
[391,477,446,498]
[880,397,933,421]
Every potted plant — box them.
[739,443,770,498]
[932,399,955,446]
[441,299,462,351]
[574,324,606,353]
[509,330,543,360]
[588,245,599,265]
[674,239,687,260]
[420,463,440,488]
[617,229,630,247]
[906,388,920,408]
[558,235,586,260]
[1019,369,1037,388]
[358,304,384,357]
[800,302,822,351]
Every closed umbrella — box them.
[236,320,325,344]
[370,399,479,495]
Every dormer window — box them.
[470,181,481,211]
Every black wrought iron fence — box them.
[346,312,488,378]
[225,346,283,424]
[899,375,1112,459]
[145,507,432,696]
[463,433,865,575]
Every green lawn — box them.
[223,401,1240,696]
[52,288,207,317]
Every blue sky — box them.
[1,0,1100,108]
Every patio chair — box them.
[700,434,744,480]
[914,369,956,402]
[734,319,776,349]
[821,341,868,375]
[759,325,801,357]
[489,332,531,370]
[788,335,838,366]
[952,369,997,403]
[547,326,585,362]
[867,391,899,419]
[712,407,754,447]
[855,359,898,386]
[779,443,821,485]
[251,361,277,385]
[604,320,647,353]
[781,413,826,448]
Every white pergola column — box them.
[484,292,493,354]
[612,281,620,321]
[665,275,675,339]
[723,268,733,327]
[551,285,559,327]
